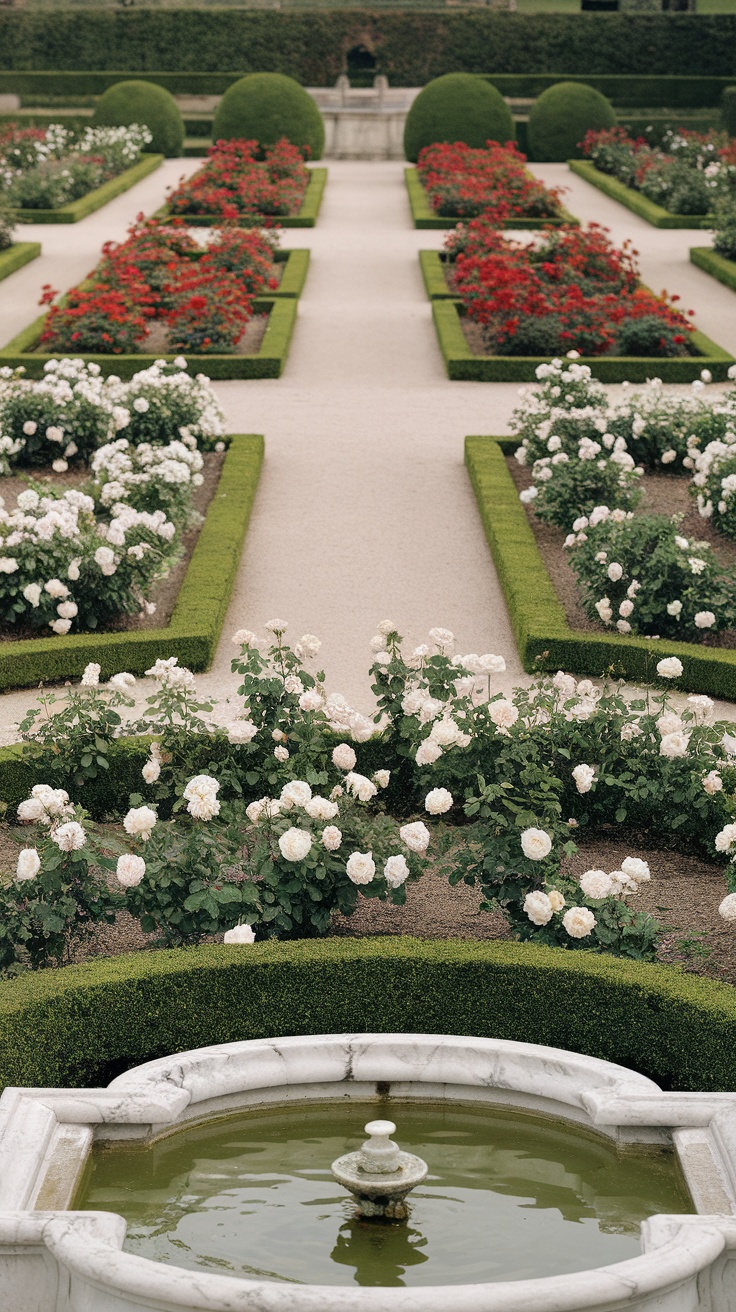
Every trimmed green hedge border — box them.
[690,246,736,295]
[0,294,299,380]
[272,248,310,297]
[568,159,708,230]
[156,166,327,230]
[466,434,736,701]
[2,937,736,1092]
[429,286,734,384]
[13,153,163,225]
[0,433,263,691]
[0,241,41,282]
[405,166,578,231]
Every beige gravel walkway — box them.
[0,158,735,739]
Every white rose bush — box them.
[4,619,736,969]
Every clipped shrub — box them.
[92,80,184,158]
[528,82,617,163]
[212,73,324,160]
[404,73,515,164]
[723,86,736,137]
[3,938,736,1092]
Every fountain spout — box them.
[331,1120,428,1221]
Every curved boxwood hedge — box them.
[1,938,736,1094]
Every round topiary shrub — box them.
[404,74,516,164]
[91,80,184,158]
[527,82,617,164]
[212,73,325,160]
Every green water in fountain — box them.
[78,1100,693,1287]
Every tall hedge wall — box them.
[1,12,736,82]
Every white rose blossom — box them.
[719,893,736,921]
[656,657,683,680]
[224,923,256,944]
[520,828,553,861]
[332,743,357,772]
[384,855,410,888]
[400,821,431,854]
[123,805,157,841]
[16,848,41,881]
[562,907,597,938]
[142,758,161,784]
[425,787,453,815]
[53,821,86,852]
[523,891,553,926]
[346,851,376,885]
[183,774,220,821]
[322,825,342,850]
[116,854,146,888]
[278,827,313,862]
[572,764,596,794]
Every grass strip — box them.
[568,159,707,230]
[466,434,736,700]
[13,154,163,225]
[0,433,263,690]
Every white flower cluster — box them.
[579,857,651,900]
[688,429,736,534]
[91,437,204,512]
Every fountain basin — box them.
[1,1032,736,1311]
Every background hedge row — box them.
[2,938,736,1093]
[1,12,736,81]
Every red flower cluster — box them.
[39,215,279,355]
[417,140,564,221]
[167,137,309,219]
[449,220,695,358]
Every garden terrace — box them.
[406,141,575,230]
[158,138,327,229]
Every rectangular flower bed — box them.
[405,141,578,231]
[0,432,263,691]
[466,434,736,700]
[569,159,707,229]
[0,296,298,380]
[13,153,164,224]
[0,242,41,282]
[157,138,327,229]
[690,246,736,294]
[421,221,734,383]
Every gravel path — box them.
[1,159,736,738]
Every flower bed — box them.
[570,128,736,229]
[0,242,41,282]
[1,619,736,982]
[423,220,734,382]
[0,122,163,224]
[158,138,328,229]
[0,218,305,379]
[405,141,576,230]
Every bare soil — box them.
[141,312,269,358]
[0,450,224,640]
[507,456,736,650]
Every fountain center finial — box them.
[331,1117,428,1221]
[360,1120,400,1174]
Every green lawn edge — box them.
[431,293,733,383]
[0,295,298,380]
[690,246,736,294]
[13,154,164,225]
[404,166,578,230]
[466,434,736,700]
[2,937,736,1092]
[568,159,707,230]
[0,433,263,690]
[0,241,41,282]
[156,166,328,229]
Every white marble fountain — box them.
[2,1032,736,1311]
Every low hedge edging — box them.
[1,937,735,1093]
[466,434,736,700]
[13,153,163,224]
[0,241,41,281]
[0,432,263,690]
[431,289,734,383]
[0,295,298,380]
[568,159,707,230]
[690,246,736,295]
[156,166,328,229]
[405,166,578,231]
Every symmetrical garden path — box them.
[1,158,736,738]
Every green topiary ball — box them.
[527,82,617,163]
[91,80,184,158]
[212,73,325,160]
[404,74,516,164]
